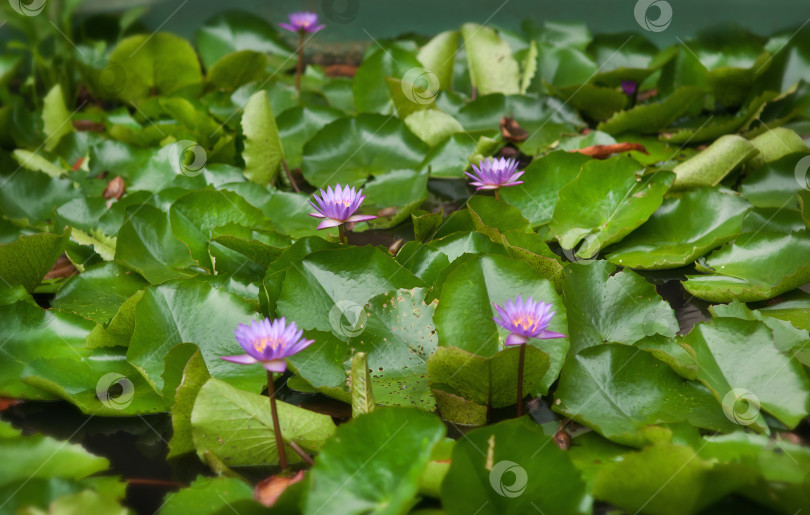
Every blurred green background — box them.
[76,0,810,45]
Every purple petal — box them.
[317,218,344,229]
[279,23,297,32]
[535,330,567,340]
[221,354,259,365]
[505,334,529,346]
[346,214,378,223]
[263,360,288,373]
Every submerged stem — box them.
[267,371,288,471]
[338,224,346,244]
[516,343,525,417]
[296,31,304,93]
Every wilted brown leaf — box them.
[325,64,358,78]
[43,254,77,280]
[570,143,648,159]
[254,470,306,507]
[103,176,126,201]
[500,116,528,142]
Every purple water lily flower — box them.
[309,184,377,230]
[222,317,313,372]
[280,12,326,34]
[493,295,567,346]
[466,157,524,190]
[621,80,637,97]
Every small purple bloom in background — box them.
[466,157,524,190]
[222,317,313,372]
[309,184,377,230]
[493,295,567,346]
[621,80,637,97]
[280,12,326,34]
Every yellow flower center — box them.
[253,337,282,354]
[513,317,536,331]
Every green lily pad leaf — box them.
[0,228,70,292]
[683,231,810,302]
[587,32,661,86]
[301,114,428,188]
[42,85,73,152]
[127,278,265,394]
[680,317,810,429]
[520,40,539,94]
[592,440,751,515]
[51,263,147,324]
[168,349,210,458]
[428,345,549,410]
[417,30,459,91]
[441,418,590,515]
[421,132,479,178]
[205,50,268,92]
[554,344,734,447]
[597,86,704,135]
[710,299,810,367]
[277,246,425,339]
[195,11,292,69]
[190,378,336,466]
[350,352,375,417]
[115,204,197,284]
[353,45,423,114]
[160,476,264,515]
[430,387,488,426]
[550,156,674,258]
[0,420,109,487]
[433,254,566,394]
[11,149,68,179]
[563,261,678,355]
[748,127,807,168]
[605,188,750,269]
[551,83,628,121]
[500,150,589,227]
[0,169,75,225]
[758,290,810,331]
[85,290,143,349]
[461,23,520,96]
[499,232,565,291]
[346,288,438,410]
[404,110,463,147]
[467,196,531,240]
[741,151,809,209]
[672,135,759,190]
[241,90,284,186]
[364,169,429,229]
[412,210,443,243]
[277,105,343,170]
[107,32,203,103]
[303,407,445,515]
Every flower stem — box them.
[281,158,300,193]
[494,189,500,201]
[267,371,288,471]
[516,343,526,417]
[338,224,346,244]
[296,31,304,94]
